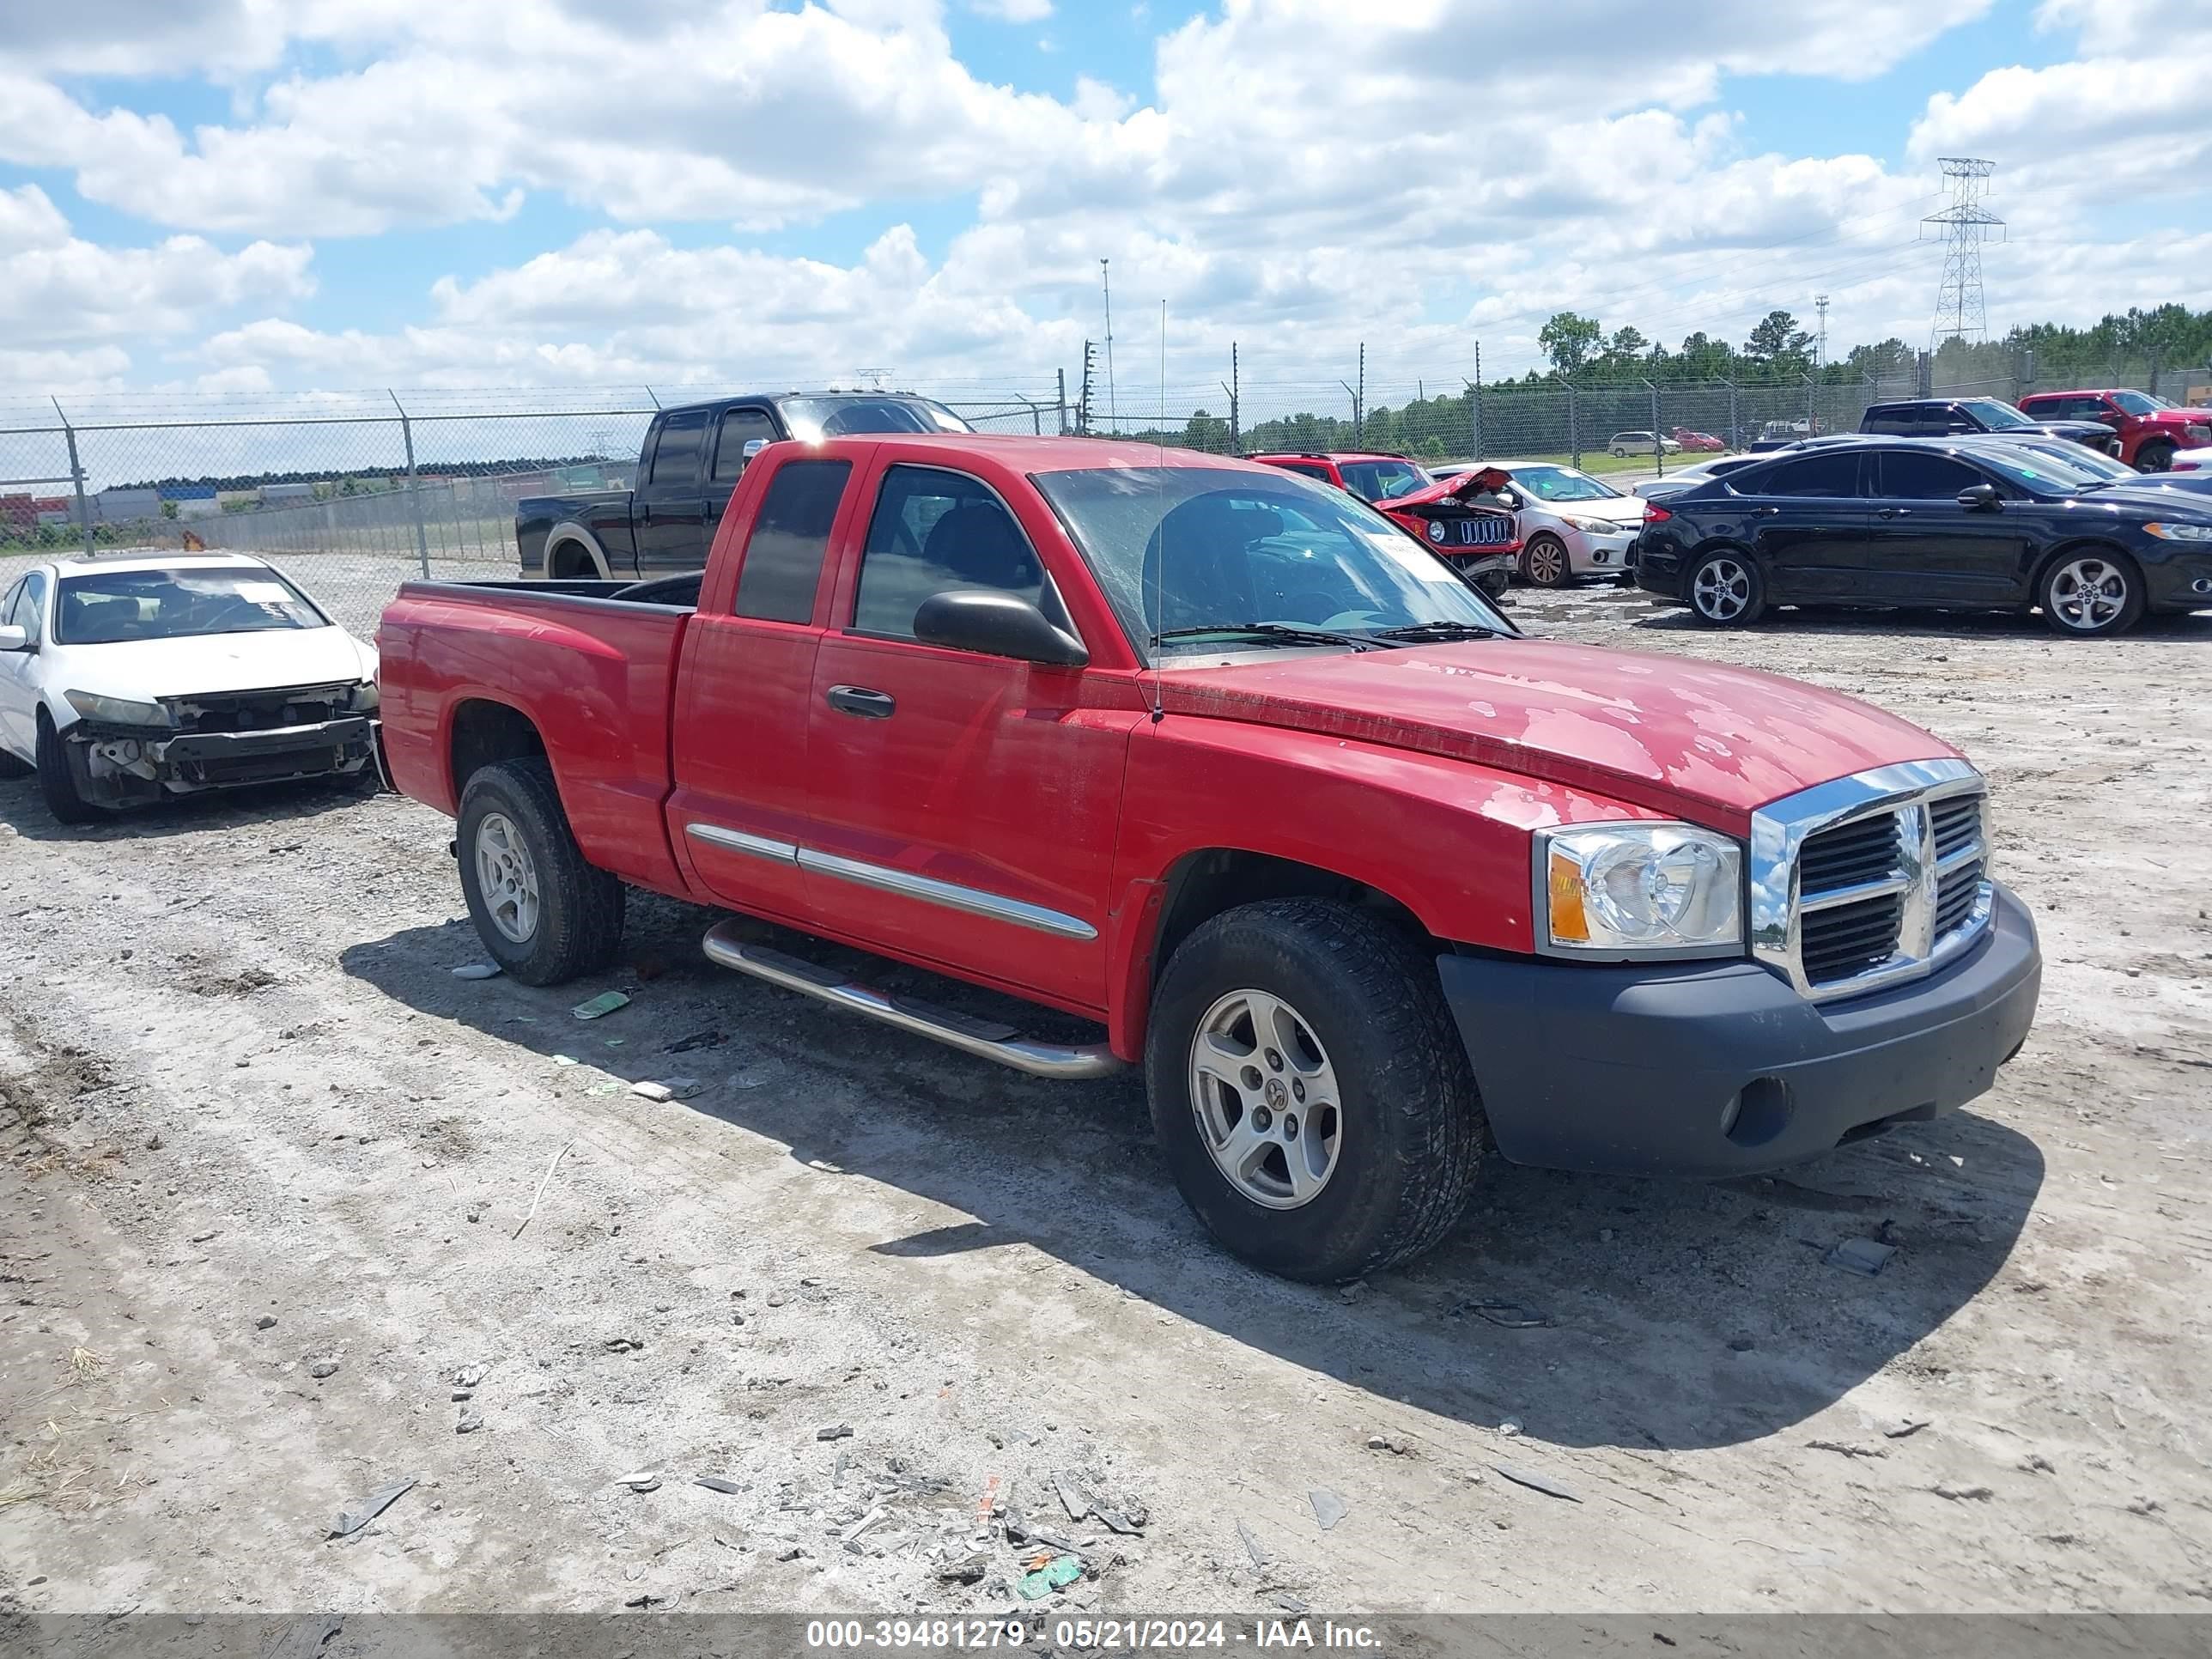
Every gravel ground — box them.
[2,586,2208,1616]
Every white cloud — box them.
[972,0,1054,19]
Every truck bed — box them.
[375,580,696,892]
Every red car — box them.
[378,433,2040,1283]
[1670,428,1726,453]
[2016,389,2212,472]
[1245,451,1518,593]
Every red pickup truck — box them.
[2016,388,2212,472]
[378,434,2042,1282]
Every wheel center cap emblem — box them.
[1264,1078,1289,1110]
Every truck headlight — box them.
[347,679,380,713]
[1425,520,1447,543]
[64,690,173,727]
[2144,521,2212,542]
[1536,823,1742,958]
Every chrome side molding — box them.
[702,923,1124,1080]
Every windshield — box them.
[1334,459,1431,502]
[778,396,972,441]
[1970,448,2107,495]
[1963,398,2033,429]
[1032,466,1510,660]
[2020,442,2134,481]
[55,567,329,645]
[1510,464,1620,503]
[2108,391,2160,417]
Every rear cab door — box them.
[1734,448,1874,599]
[635,405,712,573]
[798,448,1142,1014]
[668,445,872,924]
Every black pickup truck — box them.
[516,392,975,579]
[1858,397,2121,456]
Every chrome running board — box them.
[702,921,1124,1080]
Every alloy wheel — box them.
[1692,556,1753,621]
[2049,557,2129,632]
[474,811,542,942]
[1188,988,1343,1210]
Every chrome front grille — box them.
[1749,759,1995,1003]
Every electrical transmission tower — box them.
[1923,158,2003,347]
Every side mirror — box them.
[1956,483,2002,511]
[0,624,28,652]
[914,589,1087,668]
[741,439,769,463]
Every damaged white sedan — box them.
[0,552,380,823]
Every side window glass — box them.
[852,465,1064,640]
[1756,454,1862,497]
[15,574,47,641]
[733,460,852,624]
[711,409,779,483]
[1876,453,1984,499]
[647,409,708,486]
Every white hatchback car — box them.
[0,551,381,823]
[1492,463,1650,586]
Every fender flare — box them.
[542,522,613,580]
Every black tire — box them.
[1520,534,1571,587]
[2038,549,2144,638]
[1144,898,1486,1283]
[2136,441,2176,474]
[1684,548,1766,626]
[457,757,624,985]
[34,712,101,824]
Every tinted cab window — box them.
[733,459,851,623]
[852,465,1066,640]
[711,408,779,483]
[1873,452,1987,499]
[646,409,709,488]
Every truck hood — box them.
[1161,639,1958,832]
[2019,420,2118,441]
[52,626,376,702]
[1391,467,1513,509]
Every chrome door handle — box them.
[1752,505,1780,516]
[826,685,896,720]
[1877,507,1913,518]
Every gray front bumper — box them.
[76,716,377,803]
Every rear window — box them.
[733,460,851,623]
[1747,453,1862,497]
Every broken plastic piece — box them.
[1016,1553,1083,1599]
[1308,1487,1347,1530]
[331,1474,420,1537]
[1826,1237,1896,1276]
[450,963,502,980]
[572,991,630,1020]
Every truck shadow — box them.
[342,890,2044,1455]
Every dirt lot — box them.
[2,587,2209,1616]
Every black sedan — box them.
[1632,438,2212,637]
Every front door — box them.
[1864,448,2036,605]
[0,571,50,760]
[801,461,1134,1012]
[704,404,779,546]
[1740,448,1873,601]
[635,405,712,574]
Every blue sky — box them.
[0,0,2205,407]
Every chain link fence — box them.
[0,388,1065,637]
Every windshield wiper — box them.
[1151,623,1382,652]
[1364,620,1507,643]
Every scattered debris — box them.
[308,1360,340,1380]
[1492,1462,1583,1503]
[1807,1439,1885,1460]
[1498,1419,1522,1437]
[816,1423,853,1442]
[1271,1594,1311,1615]
[695,1475,743,1495]
[450,963,501,980]
[1099,1504,1146,1535]
[1308,1487,1348,1530]
[1054,1470,1097,1522]
[552,1054,579,1067]
[615,1471,661,1492]
[572,991,630,1020]
[255,1316,277,1330]
[455,1364,489,1389]
[1932,1484,1994,1502]
[190,1231,217,1243]
[331,1474,419,1538]
[1236,1522,1270,1571]
[630,1081,673,1103]
[604,1337,645,1352]
[939,1555,989,1586]
[456,1407,484,1434]
[1365,1434,1412,1455]
[512,1138,574,1239]
[1451,1300,1549,1328]
[1016,1553,1083,1599]
[1826,1237,1896,1276]
[832,1449,849,1487]
[1883,1419,1931,1440]
[840,1506,890,1550]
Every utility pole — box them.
[1923,158,2002,347]
[1471,341,1482,459]
[1814,295,1831,376]
[1100,259,1117,434]
[1220,341,1240,452]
